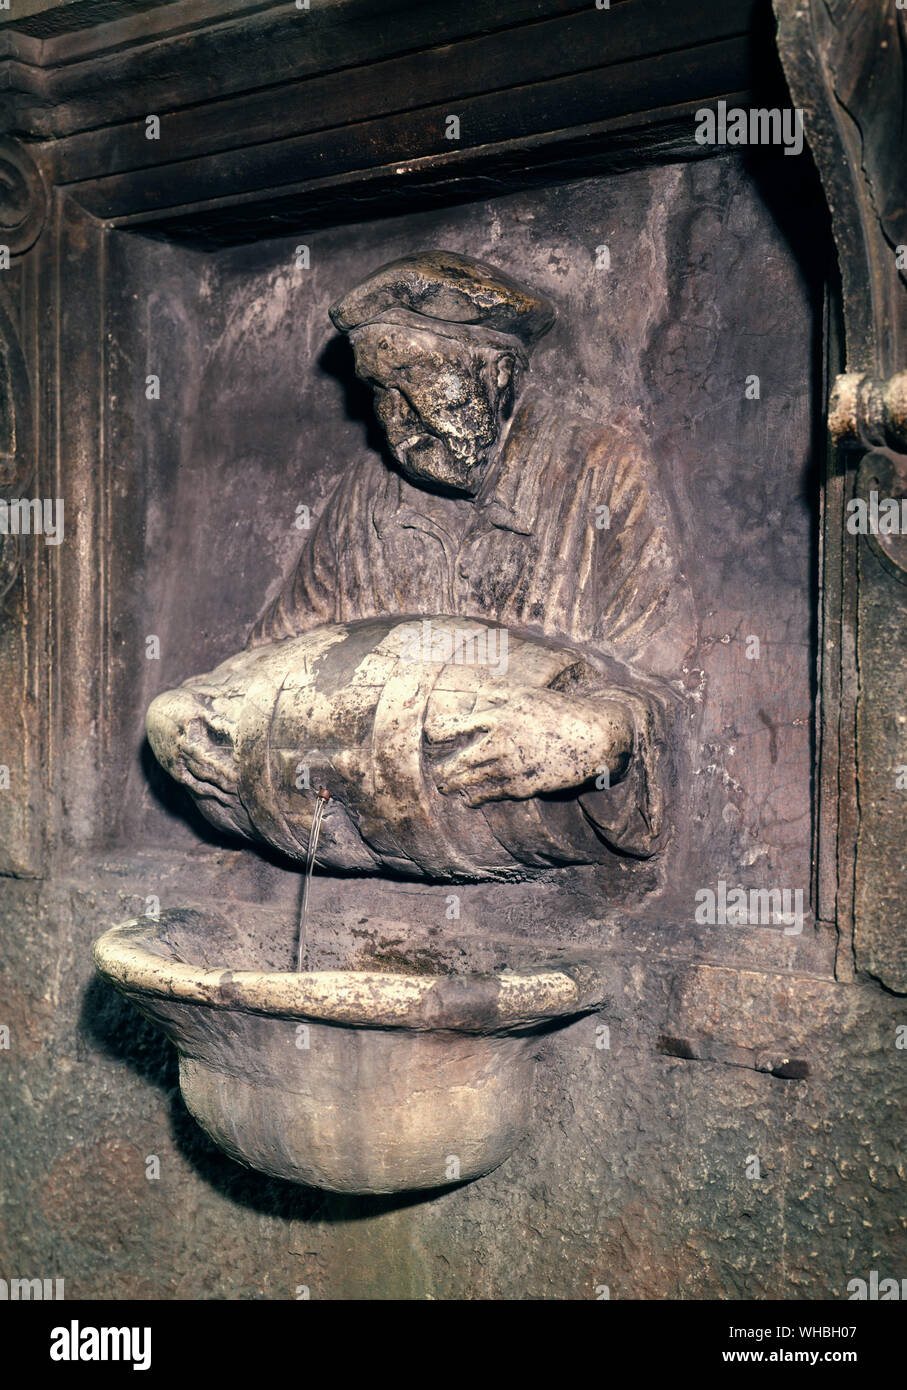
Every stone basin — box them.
[93,909,608,1194]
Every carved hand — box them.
[424,685,635,807]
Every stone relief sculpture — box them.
[147,250,694,881]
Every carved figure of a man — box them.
[148,251,694,881]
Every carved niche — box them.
[146,250,694,883]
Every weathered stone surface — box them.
[3,153,903,1295]
[148,250,694,883]
[146,618,666,880]
[1,861,904,1297]
[774,0,907,994]
[94,909,609,1193]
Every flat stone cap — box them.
[329,249,555,347]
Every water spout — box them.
[295,787,330,972]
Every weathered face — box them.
[146,662,256,841]
[349,323,517,494]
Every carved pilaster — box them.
[0,139,47,875]
[774,0,907,991]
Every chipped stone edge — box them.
[93,917,606,1032]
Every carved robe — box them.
[252,393,694,676]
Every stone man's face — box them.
[349,323,518,494]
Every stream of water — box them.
[295,789,330,972]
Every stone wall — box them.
[2,154,904,1299]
